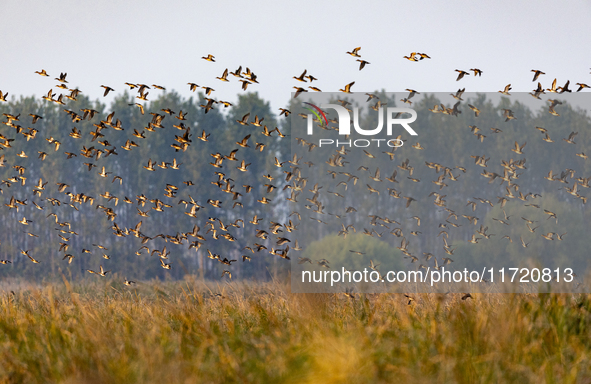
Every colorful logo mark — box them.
[303,102,328,127]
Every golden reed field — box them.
[0,278,590,383]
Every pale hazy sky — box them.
[1,0,590,112]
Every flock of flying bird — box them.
[0,55,280,284]
[0,48,590,291]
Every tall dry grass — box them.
[0,278,589,383]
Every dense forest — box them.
[1,89,590,288]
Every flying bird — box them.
[100,85,115,96]
[346,47,361,57]
[455,70,469,81]
[339,81,355,93]
[356,59,370,70]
